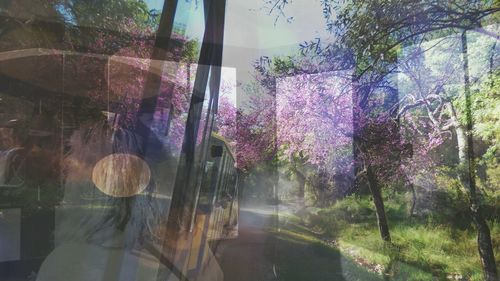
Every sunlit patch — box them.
[92,153,150,197]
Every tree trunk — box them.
[461,31,498,281]
[475,215,498,281]
[296,171,306,202]
[455,125,467,164]
[290,164,306,204]
[367,165,391,242]
[409,181,417,217]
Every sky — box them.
[221,0,334,107]
[144,0,333,107]
[145,0,332,49]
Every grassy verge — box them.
[271,212,383,281]
[291,193,500,281]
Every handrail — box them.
[144,242,190,281]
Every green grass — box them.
[294,193,500,281]
[270,213,383,281]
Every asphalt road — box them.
[215,206,278,281]
[215,204,382,281]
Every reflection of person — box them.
[24,113,61,191]
[0,127,22,185]
[0,110,63,279]
[35,116,175,281]
[0,126,20,150]
[0,114,60,192]
[0,119,29,186]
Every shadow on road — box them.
[216,205,382,281]
[215,207,276,281]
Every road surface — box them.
[215,204,381,281]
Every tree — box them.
[216,84,276,172]
[275,70,354,202]
[230,55,355,204]
[0,0,66,50]
[263,0,499,276]
[397,30,499,279]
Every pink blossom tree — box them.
[216,92,275,172]
[275,71,354,202]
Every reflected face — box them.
[92,153,151,197]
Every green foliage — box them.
[240,162,277,203]
[328,0,497,75]
[181,39,200,63]
[271,56,297,76]
[68,0,153,30]
[474,71,500,153]
[482,157,500,194]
